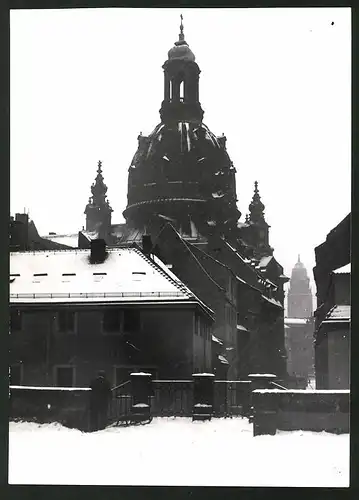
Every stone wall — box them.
[252,389,349,435]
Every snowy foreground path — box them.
[9,417,349,487]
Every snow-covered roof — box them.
[212,335,223,345]
[10,385,91,391]
[259,256,273,268]
[261,295,283,308]
[151,255,214,317]
[323,305,350,323]
[253,389,350,394]
[284,318,307,326]
[237,221,250,229]
[9,248,209,311]
[237,324,249,332]
[333,263,351,274]
[218,355,229,365]
[42,233,79,248]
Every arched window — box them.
[170,80,173,101]
[180,81,184,100]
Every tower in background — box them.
[287,255,313,319]
[84,161,113,239]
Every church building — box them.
[11,17,290,382]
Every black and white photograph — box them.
[9,7,351,486]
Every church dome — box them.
[168,41,195,62]
[129,122,229,173]
[124,121,238,226]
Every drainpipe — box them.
[46,311,54,384]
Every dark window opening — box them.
[93,272,107,276]
[58,311,76,333]
[55,366,74,387]
[103,309,122,333]
[10,309,22,331]
[10,364,22,385]
[33,273,48,277]
[123,309,141,333]
[62,273,76,276]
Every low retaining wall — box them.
[10,377,254,429]
[252,389,350,436]
[10,385,91,430]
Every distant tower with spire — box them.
[84,161,113,239]
[287,255,313,318]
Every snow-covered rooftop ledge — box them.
[130,372,152,377]
[10,385,91,391]
[253,389,350,394]
[333,263,351,274]
[248,373,277,378]
[192,373,215,377]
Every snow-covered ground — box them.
[9,417,349,487]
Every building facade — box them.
[10,240,214,387]
[313,213,350,389]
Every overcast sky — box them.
[10,7,351,305]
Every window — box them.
[123,309,141,333]
[170,79,173,100]
[55,366,75,387]
[10,364,23,385]
[103,309,122,334]
[180,81,184,100]
[57,311,76,333]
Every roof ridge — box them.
[132,247,192,297]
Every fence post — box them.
[247,373,277,423]
[192,373,215,421]
[130,372,152,421]
[252,390,278,437]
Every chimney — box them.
[142,235,152,256]
[90,238,107,263]
[10,213,29,251]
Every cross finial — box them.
[178,14,185,42]
[298,254,301,263]
[97,160,102,173]
[254,180,259,192]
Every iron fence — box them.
[152,380,193,417]
[214,380,251,417]
[109,380,132,424]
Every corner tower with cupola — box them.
[84,160,113,239]
[123,16,240,239]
